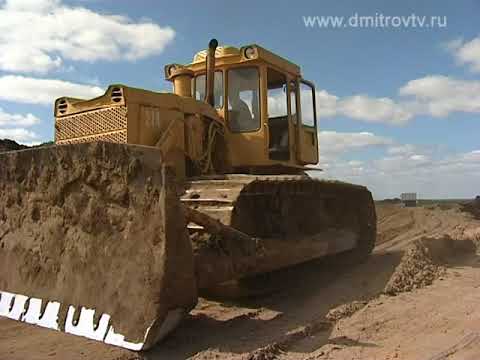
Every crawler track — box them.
[181,175,377,289]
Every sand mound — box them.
[245,321,331,360]
[326,301,367,321]
[462,196,480,220]
[0,139,28,153]
[384,241,445,296]
[384,237,476,296]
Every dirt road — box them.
[1,202,480,360]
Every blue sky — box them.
[0,0,479,198]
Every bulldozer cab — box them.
[165,44,319,172]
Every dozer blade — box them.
[0,142,197,350]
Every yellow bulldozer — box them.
[0,40,376,351]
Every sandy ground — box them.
[1,202,480,360]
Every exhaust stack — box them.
[204,38,218,107]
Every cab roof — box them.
[165,44,302,80]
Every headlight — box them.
[167,64,177,76]
[244,46,257,59]
[57,99,68,114]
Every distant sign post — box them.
[401,193,417,207]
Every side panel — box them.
[298,126,318,164]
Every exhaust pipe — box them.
[204,38,218,107]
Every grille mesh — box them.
[56,130,127,145]
[56,106,127,143]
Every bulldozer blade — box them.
[0,142,198,350]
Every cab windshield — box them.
[194,71,223,108]
[227,67,260,132]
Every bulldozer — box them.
[0,39,376,351]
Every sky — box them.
[0,0,479,199]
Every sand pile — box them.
[462,196,480,219]
[0,139,28,153]
[384,241,445,295]
[384,237,476,296]
[325,301,367,321]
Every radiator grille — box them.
[55,106,127,143]
[56,130,127,145]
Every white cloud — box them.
[387,144,417,156]
[0,0,175,74]
[0,107,40,127]
[0,75,104,105]
[315,90,412,125]
[444,38,464,52]
[0,128,38,143]
[409,154,429,162]
[318,74,480,124]
[316,71,480,124]
[338,95,412,125]
[374,153,432,174]
[318,130,392,157]
[316,90,339,118]
[463,150,480,162]
[316,142,480,199]
[348,160,364,167]
[3,0,60,12]
[447,35,480,73]
[399,75,480,117]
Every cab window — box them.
[194,71,223,108]
[290,81,297,124]
[267,68,289,160]
[299,82,316,127]
[227,67,260,132]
